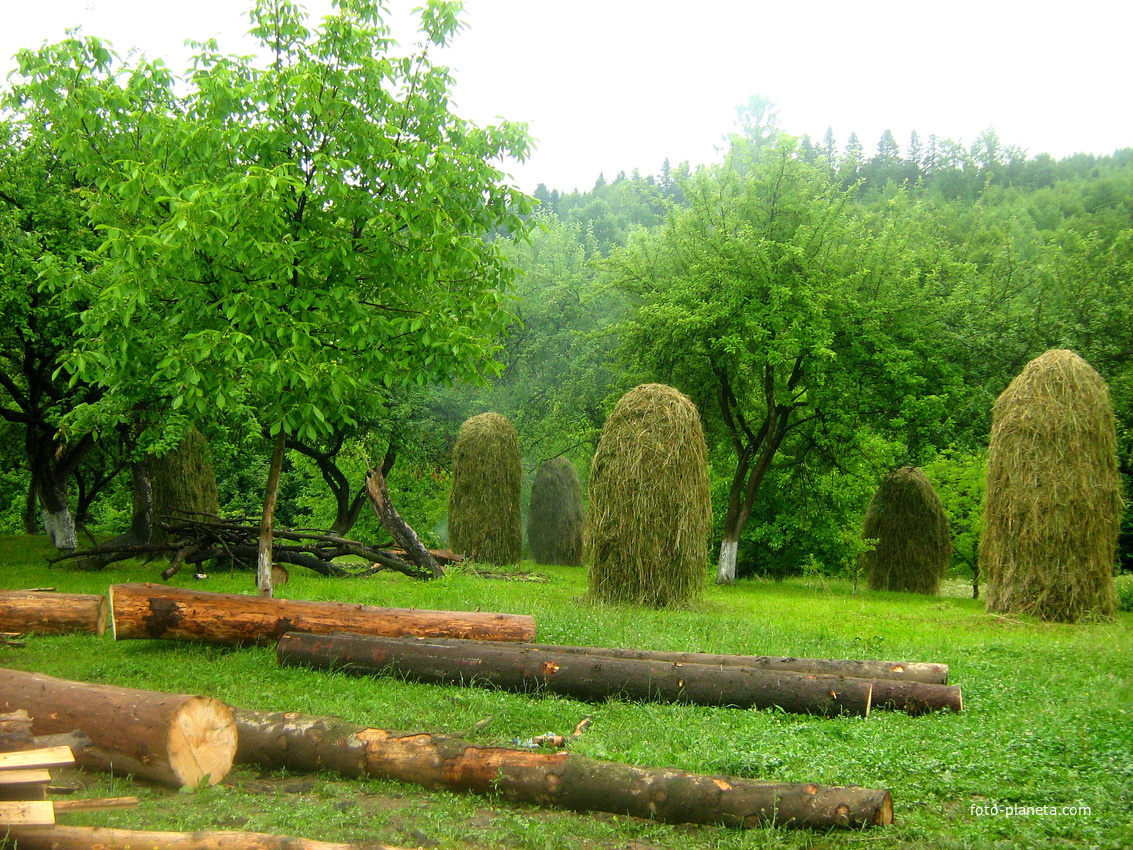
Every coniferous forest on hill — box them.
[0,12,1130,589]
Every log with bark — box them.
[1,825,409,849]
[0,669,237,788]
[0,591,106,637]
[0,709,35,753]
[50,515,438,581]
[234,708,893,830]
[106,583,536,647]
[277,633,876,717]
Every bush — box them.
[1116,573,1133,613]
[981,350,1122,622]
[448,412,522,565]
[585,383,711,607]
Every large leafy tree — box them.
[607,138,965,583]
[8,0,534,590]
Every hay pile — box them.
[585,383,712,607]
[448,412,522,566]
[980,349,1121,622]
[149,427,219,546]
[861,466,952,595]
[527,457,584,566]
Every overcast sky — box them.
[3,1,1130,193]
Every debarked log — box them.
[234,708,893,830]
[0,668,237,788]
[0,591,106,636]
[276,633,875,717]
[107,583,536,646]
[1,825,410,850]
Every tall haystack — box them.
[585,383,712,607]
[980,349,1122,622]
[527,456,584,566]
[448,412,522,565]
[150,427,220,546]
[861,466,952,595]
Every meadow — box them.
[1,534,1131,850]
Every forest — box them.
[0,8,1130,590]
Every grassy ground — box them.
[1,534,1131,850]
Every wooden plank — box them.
[0,799,54,826]
[0,746,74,770]
[0,769,52,785]
[53,796,139,812]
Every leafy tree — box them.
[8,0,534,590]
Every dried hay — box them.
[448,412,523,566]
[980,349,1121,622]
[585,383,712,607]
[527,456,584,566]
[862,466,952,595]
[149,427,219,546]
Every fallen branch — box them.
[365,468,442,578]
[234,708,893,830]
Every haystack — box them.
[448,412,522,565]
[980,349,1121,622]
[585,383,712,607]
[861,466,952,595]
[527,456,584,566]
[150,427,220,545]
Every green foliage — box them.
[5,0,534,452]
[1115,573,1133,612]
[923,448,986,578]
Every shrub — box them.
[1116,574,1133,613]
[448,412,522,565]
[585,383,711,607]
[527,457,584,566]
[980,350,1122,622]
[861,466,952,595]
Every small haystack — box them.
[980,349,1122,622]
[861,466,952,595]
[585,383,711,607]
[150,427,220,546]
[527,456,584,566]
[448,412,523,565]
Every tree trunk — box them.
[277,633,876,717]
[715,532,740,585]
[258,433,287,598]
[0,668,237,788]
[2,825,403,850]
[150,426,220,546]
[470,641,949,684]
[23,476,38,535]
[74,461,153,570]
[234,709,893,830]
[365,468,441,578]
[106,583,536,646]
[0,591,106,636]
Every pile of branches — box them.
[51,514,441,581]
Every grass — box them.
[1,533,1131,849]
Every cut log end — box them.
[166,697,237,787]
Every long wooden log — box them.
[233,709,892,830]
[0,592,106,636]
[2,825,409,849]
[0,669,236,788]
[107,583,536,646]
[277,633,875,717]
[513,642,948,684]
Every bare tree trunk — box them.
[257,433,286,598]
[365,468,441,578]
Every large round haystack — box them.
[150,427,220,546]
[527,456,584,566]
[980,349,1121,622]
[448,412,522,565]
[862,466,952,595]
[585,383,712,607]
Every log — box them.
[867,678,963,714]
[107,583,536,646]
[512,642,948,684]
[0,592,106,636]
[234,709,893,830]
[1,825,410,849]
[277,633,875,717]
[0,669,237,788]
[0,709,36,752]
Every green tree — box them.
[8,0,534,590]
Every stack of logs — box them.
[0,582,968,836]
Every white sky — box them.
[2,1,1130,193]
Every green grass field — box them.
[1,534,1131,849]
